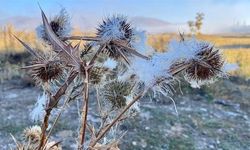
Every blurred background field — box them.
[1,26,250,79]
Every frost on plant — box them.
[13,7,227,150]
[36,8,72,43]
[30,91,47,122]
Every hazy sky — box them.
[1,0,250,34]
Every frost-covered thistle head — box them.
[27,53,63,84]
[97,15,132,43]
[13,125,61,150]
[102,80,133,109]
[166,38,225,87]
[23,125,42,143]
[36,8,71,43]
[89,67,106,85]
[15,35,64,84]
[184,43,224,82]
[96,15,149,63]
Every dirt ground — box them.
[1,77,250,150]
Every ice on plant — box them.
[167,38,212,62]
[103,58,118,69]
[30,91,47,121]
[130,30,154,56]
[36,8,71,40]
[99,15,128,42]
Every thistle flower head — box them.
[181,42,224,87]
[28,53,63,84]
[102,80,133,109]
[89,67,106,85]
[185,44,223,79]
[36,8,71,43]
[166,38,225,87]
[96,15,150,63]
[23,125,42,143]
[97,15,132,42]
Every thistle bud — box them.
[184,43,224,87]
[102,80,133,109]
[36,8,71,43]
[97,15,132,43]
[23,126,42,144]
[24,53,63,85]
[97,15,134,61]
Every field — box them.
[1,26,250,77]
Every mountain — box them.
[130,16,187,33]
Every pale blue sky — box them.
[1,0,250,33]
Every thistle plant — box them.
[13,7,227,150]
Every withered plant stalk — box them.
[79,67,90,148]
[39,71,78,150]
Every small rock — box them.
[132,141,137,146]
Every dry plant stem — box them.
[78,44,106,149]
[44,89,73,148]
[89,63,189,148]
[62,36,100,42]
[38,72,78,150]
[49,71,78,108]
[89,90,146,148]
[78,68,90,149]
[39,109,51,150]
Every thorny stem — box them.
[89,90,146,148]
[78,67,90,149]
[38,71,78,150]
[44,87,74,148]
[89,63,189,148]
[39,109,51,150]
[78,44,106,149]
[49,71,78,109]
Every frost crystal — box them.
[103,58,118,70]
[167,38,210,62]
[125,95,140,112]
[36,8,71,41]
[97,15,130,42]
[130,30,154,56]
[123,51,173,87]
[30,91,47,122]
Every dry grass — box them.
[197,34,250,47]
[223,48,250,77]
[0,24,94,53]
[1,25,250,77]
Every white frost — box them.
[99,15,128,42]
[103,58,117,70]
[30,91,47,122]
[122,51,173,88]
[125,95,140,112]
[167,38,212,62]
[130,30,154,56]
